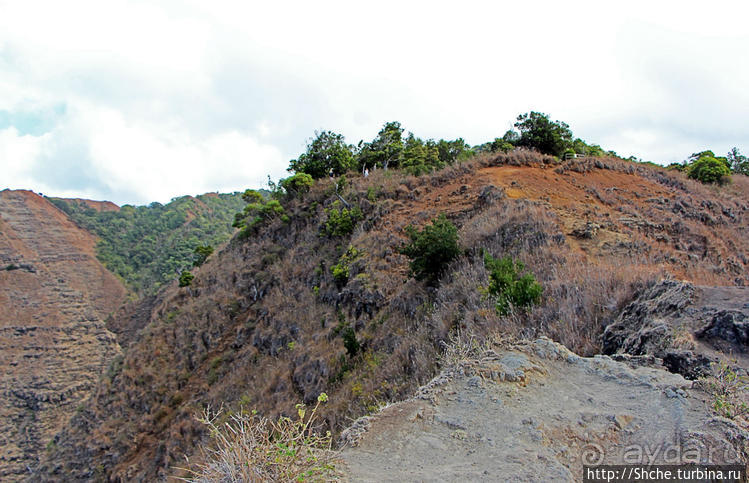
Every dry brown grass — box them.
[178,394,338,482]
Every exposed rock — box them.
[662,350,713,380]
[571,221,600,239]
[697,311,749,350]
[341,338,747,482]
[602,280,749,381]
[602,280,695,357]
[0,190,126,481]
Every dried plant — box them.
[178,394,338,482]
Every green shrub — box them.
[331,245,361,288]
[490,139,515,153]
[178,270,194,287]
[688,155,731,184]
[342,326,360,358]
[701,360,749,419]
[401,214,461,284]
[323,201,363,237]
[193,244,214,267]
[279,172,314,197]
[233,190,287,238]
[483,253,542,315]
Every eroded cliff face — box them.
[0,190,126,481]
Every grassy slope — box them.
[39,152,749,481]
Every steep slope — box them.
[37,154,749,481]
[49,192,245,295]
[0,190,127,481]
[342,338,747,481]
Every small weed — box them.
[701,360,749,420]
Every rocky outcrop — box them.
[0,190,126,481]
[602,279,749,380]
[602,280,696,357]
[342,338,748,481]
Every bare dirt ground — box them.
[341,338,747,482]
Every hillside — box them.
[0,190,127,481]
[34,152,749,480]
[48,192,245,296]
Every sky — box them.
[1,0,748,205]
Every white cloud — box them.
[1,0,748,204]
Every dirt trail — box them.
[341,338,746,482]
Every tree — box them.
[358,121,404,171]
[437,138,472,164]
[688,155,731,184]
[288,131,355,179]
[514,111,573,157]
[727,147,748,175]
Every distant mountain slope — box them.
[48,192,245,295]
[0,189,127,482]
[36,153,749,481]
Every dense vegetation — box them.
[667,149,746,184]
[401,214,461,285]
[49,193,245,295]
[483,253,543,315]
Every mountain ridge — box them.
[31,152,749,480]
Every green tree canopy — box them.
[688,155,731,184]
[358,121,404,170]
[513,111,573,156]
[288,131,356,179]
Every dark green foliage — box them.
[483,253,542,315]
[400,134,442,175]
[436,138,473,164]
[401,214,461,284]
[357,121,405,171]
[5,264,19,271]
[727,147,748,175]
[569,138,606,157]
[490,138,515,153]
[178,270,194,287]
[288,131,356,179]
[342,326,360,358]
[279,173,314,197]
[193,245,214,267]
[323,201,363,237]
[513,111,573,156]
[688,155,731,184]
[48,193,245,295]
[233,190,288,238]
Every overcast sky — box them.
[1,1,747,205]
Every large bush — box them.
[323,201,363,237]
[688,155,731,184]
[483,253,542,315]
[401,214,461,284]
